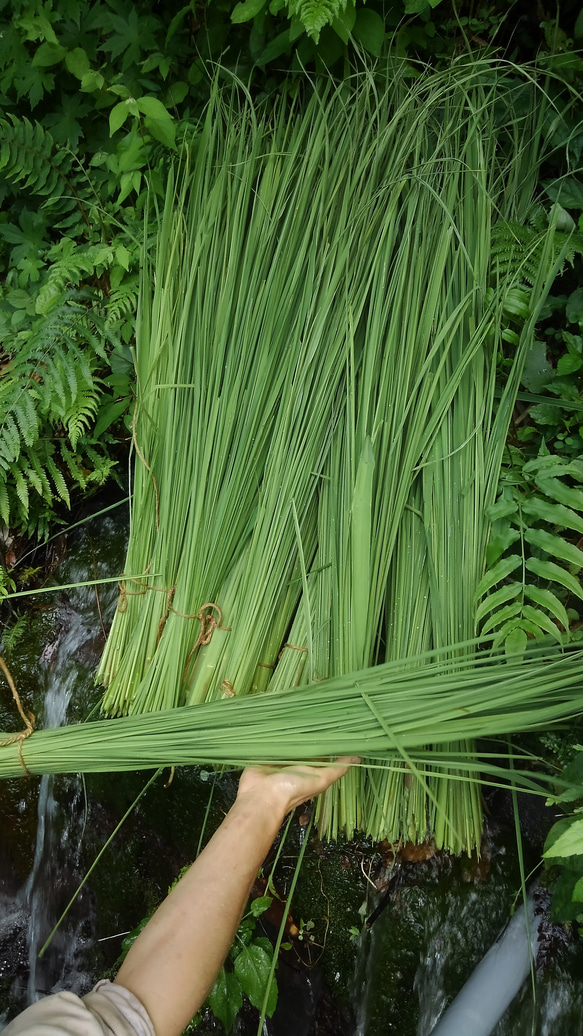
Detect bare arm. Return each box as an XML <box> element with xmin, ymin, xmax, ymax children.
<box><xmin>114</xmin><ymin>758</ymin><xmax>357</xmax><ymax>1036</ymax></box>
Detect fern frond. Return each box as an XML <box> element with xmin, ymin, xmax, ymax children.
<box><xmin>28</xmin><ymin>450</ymin><xmax>52</xmax><ymax>500</ymax></box>
<box><xmin>45</xmin><ymin>454</ymin><xmax>70</xmax><ymax>506</ymax></box>
<box><xmin>1</xmin><ymin>613</ymin><xmax>29</xmax><ymax>655</ymax></box>
<box><xmin>0</xmin><ymin>482</ymin><xmax>9</xmax><ymax>525</ymax></box>
<box><xmin>0</xmin><ymin>414</ymin><xmax>22</xmax><ymax>465</ymax></box>
<box><xmin>59</xmin><ymin>443</ymin><xmax>87</xmax><ymax>489</ymax></box>
<box><xmin>66</xmin><ymin>388</ymin><xmax>101</xmax><ymax>449</ymax></box>
<box><xmin>25</xmin><ymin>465</ymin><xmax>43</xmax><ymax>497</ymax></box>
<box><xmin>0</xmin><ymin>115</ymin><xmax>73</xmax><ymax>204</ymax></box>
<box><xmin>13</xmin><ymin>396</ymin><xmax>39</xmax><ymax>448</ymax></box>
<box><xmin>104</xmin><ymin>277</ymin><xmax>139</xmax><ymax>327</ymax></box>
<box><xmin>13</xmin><ymin>467</ymin><xmax>29</xmax><ymax>514</ymax></box>
<box><xmin>287</xmin><ymin>0</ymin><xmax>346</xmax><ymax>40</ymax></box>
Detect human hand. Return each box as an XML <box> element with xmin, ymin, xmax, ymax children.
<box><xmin>236</xmin><ymin>757</ymin><xmax>359</xmax><ymax>819</ymax></box>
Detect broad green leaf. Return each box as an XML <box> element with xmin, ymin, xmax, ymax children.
<box><xmin>523</xmin><ymin>496</ymin><xmax>583</xmax><ymax>536</ymax></box>
<box><xmin>543</xmin><ymin>817</ymin><xmax>583</xmax><ymax>858</ymax></box>
<box><xmin>492</xmin><ymin>619</ymin><xmax>524</xmax><ymax>650</ymax></box>
<box><xmin>557</xmin><ymin>353</ymin><xmax>583</xmax><ymax>376</ymax></box>
<box><xmin>550</xmin><ymin>202</ymin><xmax>576</xmax><ymax>232</ymax></box>
<box><xmin>404</xmin><ymin>0</ymin><xmax>429</xmax><ymax>11</ymax></box>
<box><xmin>94</xmin><ymin>397</ymin><xmax>131</xmax><ymax>438</ymax></box>
<box><xmin>544</xmin><ymin>177</ymin><xmax>583</xmax><ymax>210</ymax></box>
<box><xmin>234</xmin><ymin>944</ymin><xmax>277</xmax><ymax>1015</ymax></box>
<box><xmin>250</xmin><ymin>894</ymin><xmax>273</xmax><ymax>917</ymax></box>
<box><xmin>525</xmin><ymin>556</ymin><xmax>583</xmax><ymax>601</ymax></box>
<box><xmin>550</xmin><ymin>867</ymin><xmax>583</xmax><ymax>922</ymax></box>
<box><xmin>486</xmin><ymin>493</ymin><xmax>518</xmax><ymax>522</ymax></box>
<box><xmin>521</xmin><ymin>340</ymin><xmax>554</xmax><ymax>393</ymax></box>
<box><xmin>523</xmin><ymin>584</ymin><xmax>570</xmax><ymax>631</ymax></box>
<box><xmin>32</xmin><ymin>41</ymin><xmax>66</xmax><ymax>67</ymax></box>
<box><xmin>352</xmin><ymin>9</ymin><xmax>385</xmax><ymax>56</ymax></box>
<box><xmin>207</xmin><ymin>967</ymin><xmax>242</xmax><ymax>1034</ymax></box>
<box><xmin>137</xmin><ymin>96</ymin><xmax>172</xmax><ymax>120</ymax></box>
<box><xmin>475</xmin><ymin>555</ymin><xmax>522</xmax><ymax>599</ymax></box>
<box><xmin>486</xmin><ymin>526</ymin><xmax>521</xmax><ymax>567</ymax></box>
<box><xmin>475</xmin><ymin>581</ymin><xmax>521</xmax><ymax>625</ymax></box>
<box><xmin>144</xmin><ymin>116</ymin><xmax>176</xmax><ymax>149</ymax></box>
<box><xmin>503</xmin><ymin>286</ymin><xmax>530</xmax><ymax>319</ymax></box>
<box><xmin>331</xmin><ymin>0</ymin><xmax>355</xmax><ymax>43</ymax></box>
<box><xmin>523</xmin><ymin>455</ymin><xmax>568</xmax><ymax>478</ymax></box>
<box><xmin>521</xmin><ymin>605</ymin><xmax>562</xmax><ymax>643</ymax></box>
<box><xmin>567</xmin><ymin>286</ymin><xmax>583</xmax><ymax>326</ymax></box>
<box><xmin>80</xmin><ymin>70</ymin><xmax>104</xmax><ymax>92</ymax></box>
<box><xmin>534</xmin><ymin>475</ymin><xmax>583</xmax><ymax>513</ymax></box>
<box><xmin>65</xmin><ymin>47</ymin><xmax>90</xmax><ymax>79</ymax></box>
<box><xmin>572</xmin><ymin>875</ymin><xmax>583</xmax><ymax>901</ymax></box>
<box><xmin>530</xmin><ymin>403</ymin><xmax>562</xmax><ymax>426</ymax></box>
<box><xmin>525</xmin><ymin>526</ymin><xmax>583</xmax><ymax>568</ymax></box>
<box><xmin>255</xmin><ymin>30</ymin><xmax>291</xmax><ymax>66</ymax></box>
<box><xmin>110</xmin><ymin>101</ymin><xmax>131</xmax><ymax>136</ymax></box>
<box><xmin>165</xmin><ymin>82</ymin><xmax>190</xmax><ymax>107</ymax></box>
<box><xmin>166</xmin><ymin>5</ymin><xmax>192</xmax><ymax>45</ymax></box>
<box><xmin>231</xmin><ymin>0</ymin><xmax>269</xmax><ymax>22</ymax></box>
<box><xmin>504</xmin><ymin>626</ymin><xmax>527</xmax><ymax>661</ymax></box>
<box><xmin>562</xmin><ymin>330</ymin><xmax>582</xmax><ymax>356</ymax></box>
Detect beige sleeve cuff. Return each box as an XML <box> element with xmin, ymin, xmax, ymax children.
<box><xmin>2</xmin><ymin>981</ymin><xmax>155</xmax><ymax>1036</ymax></box>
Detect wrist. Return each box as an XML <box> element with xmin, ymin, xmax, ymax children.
<box><xmin>234</xmin><ymin>784</ymin><xmax>290</xmax><ymax>826</ymax></box>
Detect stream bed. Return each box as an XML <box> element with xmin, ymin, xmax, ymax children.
<box><xmin>1</xmin><ymin>505</ymin><xmax>583</xmax><ymax>1035</ymax></box>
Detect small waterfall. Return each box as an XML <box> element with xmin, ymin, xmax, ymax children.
<box><xmin>22</xmin><ymin>605</ymin><xmax>97</xmax><ymax>1004</ymax></box>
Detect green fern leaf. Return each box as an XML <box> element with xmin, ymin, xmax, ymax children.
<box><xmin>525</xmin><ymin>556</ymin><xmax>583</xmax><ymax>602</ymax></box>
<box><xmin>534</xmin><ymin>475</ymin><xmax>583</xmax><ymax>512</ymax></box>
<box><xmin>0</xmin><ymin>414</ymin><xmax>21</xmax><ymax>464</ymax></box>
<box><xmin>523</xmin><ymin>584</ymin><xmax>570</xmax><ymax>631</ymax></box>
<box><xmin>13</xmin><ymin>397</ymin><xmax>39</xmax><ymax>448</ymax></box>
<box><xmin>28</xmin><ymin>448</ymin><xmax>52</xmax><ymax>500</ymax></box>
<box><xmin>59</xmin><ymin>443</ymin><xmax>86</xmax><ymax>488</ymax></box>
<box><xmin>481</xmin><ymin>600</ymin><xmax>522</xmax><ymax>634</ymax></box>
<box><xmin>525</xmin><ymin>527</ymin><xmax>583</xmax><ymax>570</ymax></box>
<box><xmin>521</xmin><ymin>604</ymin><xmax>563</xmax><ymax>643</ymax></box>
<box><xmin>45</xmin><ymin>454</ymin><xmax>70</xmax><ymax>506</ymax></box>
<box><xmin>0</xmin><ymin>482</ymin><xmax>10</xmax><ymax>525</ymax></box>
<box><xmin>25</xmin><ymin>466</ymin><xmax>43</xmax><ymax>497</ymax></box>
<box><xmin>287</xmin><ymin>0</ymin><xmax>346</xmax><ymax>40</ymax></box>
<box><xmin>1</xmin><ymin>614</ymin><xmax>29</xmax><ymax>655</ymax></box>
<box><xmin>13</xmin><ymin>467</ymin><xmax>29</xmax><ymax>514</ymax></box>
<box><xmin>0</xmin><ymin>114</ymin><xmax>72</xmax><ymax>204</ymax></box>
<box><xmin>522</xmin><ymin>495</ymin><xmax>583</xmax><ymax>536</ymax></box>
<box><xmin>475</xmin><ymin>581</ymin><xmax>522</xmax><ymax>624</ymax></box>
<box><xmin>67</xmin><ymin>388</ymin><xmax>100</xmax><ymax>449</ymax></box>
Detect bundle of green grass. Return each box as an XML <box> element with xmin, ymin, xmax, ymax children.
<box><xmin>3</xmin><ymin>58</ymin><xmax>582</xmax><ymax>853</ymax></box>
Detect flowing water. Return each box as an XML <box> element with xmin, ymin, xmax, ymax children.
<box><xmin>23</xmin><ymin>606</ymin><xmax>95</xmax><ymax>1003</ymax></box>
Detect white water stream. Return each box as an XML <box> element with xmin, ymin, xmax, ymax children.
<box><xmin>23</xmin><ymin>606</ymin><xmax>94</xmax><ymax>1004</ymax></box>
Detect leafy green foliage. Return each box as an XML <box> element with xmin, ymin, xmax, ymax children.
<box><xmin>543</xmin><ymin>747</ymin><xmax>583</xmax><ymax>927</ymax></box>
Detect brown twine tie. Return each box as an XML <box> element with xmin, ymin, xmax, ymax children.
<box><xmin>182</xmin><ymin>603</ymin><xmax>226</xmax><ymax>682</ymax></box>
<box><xmin>0</xmin><ymin>656</ymin><xmax>34</xmax><ymax>775</ymax></box>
